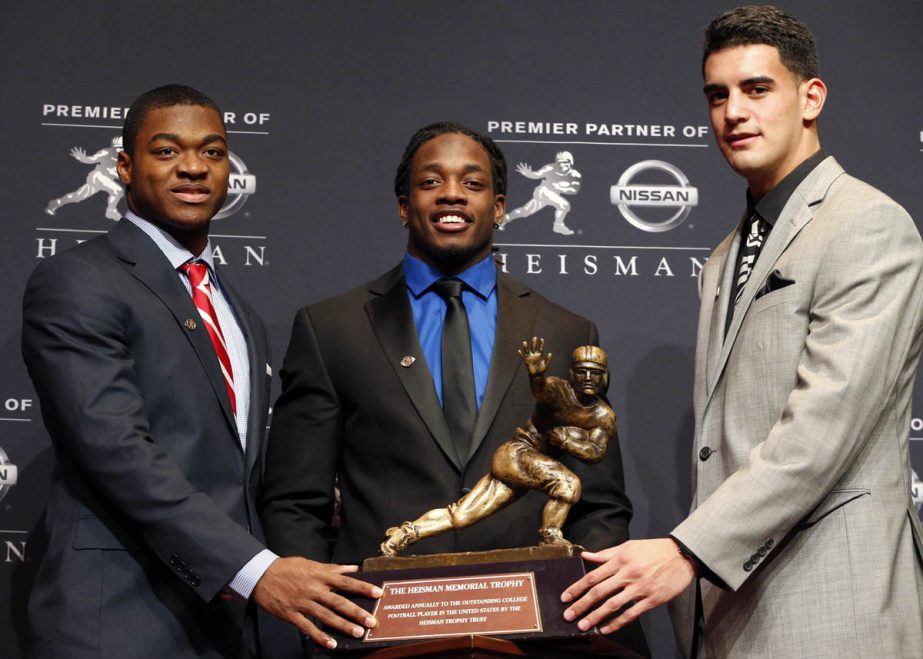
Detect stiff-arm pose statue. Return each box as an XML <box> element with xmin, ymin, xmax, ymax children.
<box><xmin>380</xmin><ymin>337</ymin><xmax>613</xmax><ymax>556</ymax></box>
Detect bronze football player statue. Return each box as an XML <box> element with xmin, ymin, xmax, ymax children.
<box><xmin>380</xmin><ymin>337</ymin><xmax>614</xmax><ymax>556</ymax></box>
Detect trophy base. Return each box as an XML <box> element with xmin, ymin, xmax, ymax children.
<box><xmin>328</xmin><ymin>545</ymin><xmax>645</xmax><ymax>657</ymax></box>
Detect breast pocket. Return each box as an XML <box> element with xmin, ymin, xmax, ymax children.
<box><xmin>749</xmin><ymin>281</ymin><xmax>803</xmax><ymax>315</ymax></box>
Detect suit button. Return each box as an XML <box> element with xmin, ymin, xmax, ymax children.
<box><xmin>758</xmin><ymin>547</ymin><xmax>767</xmax><ymax>557</ymax></box>
<box><xmin>750</xmin><ymin>553</ymin><xmax>760</xmax><ymax>563</ymax></box>
<box><xmin>743</xmin><ymin>561</ymin><xmax>753</xmax><ymax>571</ymax></box>
<box><xmin>461</xmin><ymin>487</ymin><xmax>472</xmax><ymax>495</ymax></box>
<box><xmin>766</xmin><ymin>538</ymin><xmax>774</xmax><ymax>548</ymax></box>
<box><xmin>170</xmin><ymin>555</ymin><xmax>179</xmax><ymax>566</ymax></box>
<box><xmin>699</xmin><ymin>447</ymin><xmax>714</xmax><ymax>461</ymax></box>
<box><xmin>191</xmin><ymin>576</ymin><xmax>200</xmax><ymax>586</ymax></box>
<box><xmin>184</xmin><ymin>573</ymin><xmax>192</xmax><ymax>581</ymax></box>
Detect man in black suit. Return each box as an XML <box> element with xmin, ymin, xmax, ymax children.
<box><xmin>260</xmin><ymin>122</ymin><xmax>636</xmax><ymax>569</ymax></box>
<box><xmin>22</xmin><ymin>84</ymin><xmax>379</xmax><ymax>657</ymax></box>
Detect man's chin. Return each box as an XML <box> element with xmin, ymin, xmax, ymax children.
<box><xmin>418</xmin><ymin>242</ymin><xmax>489</xmax><ymax>273</ymax></box>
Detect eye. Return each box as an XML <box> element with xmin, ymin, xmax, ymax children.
<box><xmin>204</xmin><ymin>147</ymin><xmax>226</xmax><ymax>158</ymax></box>
<box><xmin>464</xmin><ymin>179</ymin><xmax>486</xmax><ymax>190</ymax></box>
<box><xmin>155</xmin><ymin>147</ymin><xmax>177</xmax><ymax>156</ymax></box>
<box><xmin>751</xmin><ymin>85</ymin><xmax>770</xmax><ymax>95</ymax></box>
<box><xmin>706</xmin><ymin>91</ymin><xmax>727</xmax><ymax>106</ymax></box>
<box><xmin>420</xmin><ymin>177</ymin><xmax>441</xmax><ymax>188</ymax></box>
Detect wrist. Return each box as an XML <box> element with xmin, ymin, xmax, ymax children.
<box><xmin>669</xmin><ymin>537</ymin><xmax>699</xmax><ymax>577</ymax></box>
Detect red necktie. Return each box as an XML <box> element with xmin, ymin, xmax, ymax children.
<box><xmin>180</xmin><ymin>261</ymin><xmax>236</xmax><ymax>416</ymax></box>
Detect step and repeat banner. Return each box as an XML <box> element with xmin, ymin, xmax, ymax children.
<box><xmin>1</xmin><ymin>2</ymin><xmax>921</xmax><ymax>656</ymax></box>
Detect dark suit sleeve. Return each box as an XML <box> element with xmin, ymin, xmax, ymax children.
<box><xmin>260</xmin><ymin>307</ymin><xmax>341</xmax><ymax>560</ymax></box>
<box><xmin>561</xmin><ymin>321</ymin><xmax>634</xmax><ymax>550</ymax></box>
<box><xmin>22</xmin><ymin>255</ymin><xmax>265</xmax><ymax>601</ymax></box>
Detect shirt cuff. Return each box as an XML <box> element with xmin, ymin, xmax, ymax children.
<box><xmin>228</xmin><ymin>549</ymin><xmax>279</xmax><ymax>599</ymax></box>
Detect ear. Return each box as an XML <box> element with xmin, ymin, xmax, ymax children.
<box><xmin>397</xmin><ymin>195</ymin><xmax>409</xmax><ymax>224</ymax></box>
<box><xmin>802</xmin><ymin>77</ymin><xmax>827</xmax><ymax>122</ymax></box>
<box><xmin>116</xmin><ymin>150</ymin><xmax>132</xmax><ymax>186</ymax></box>
<box><xmin>493</xmin><ymin>194</ymin><xmax>506</xmax><ymax>222</ymax></box>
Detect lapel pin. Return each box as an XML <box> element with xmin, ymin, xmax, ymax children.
<box><xmin>400</xmin><ymin>356</ymin><xmax>416</xmax><ymax>368</ymax></box>
<box><xmin>184</xmin><ymin>318</ymin><xmax>197</xmax><ymax>330</ymax></box>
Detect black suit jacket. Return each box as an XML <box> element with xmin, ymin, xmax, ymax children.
<box><xmin>22</xmin><ymin>219</ymin><xmax>296</xmax><ymax>657</ymax></box>
<box><xmin>260</xmin><ymin>263</ymin><xmax>634</xmax><ymax>563</ymax></box>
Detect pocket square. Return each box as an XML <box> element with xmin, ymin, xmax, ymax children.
<box><xmin>755</xmin><ymin>269</ymin><xmax>795</xmax><ymax>300</ymax></box>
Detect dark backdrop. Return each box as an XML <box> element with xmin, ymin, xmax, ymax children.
<box><xmin>2</xmin><ymin>2</ymin><xmax>921</xmax><ymax>657</ymax></box>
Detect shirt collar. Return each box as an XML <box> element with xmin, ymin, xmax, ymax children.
<box><xmin>402</xmin><ymin>252</ymin><xmax>497</xmax><ymax>300</ymax></box>
<box><xmin>747</xmin><ymin>149</ymin><xmax>828</xmax><ymax>227</ymax></box>
<box><xmin>124</xmin><ymin>210</ymin><xmax>216</xmax><ymax>272</ymax></box>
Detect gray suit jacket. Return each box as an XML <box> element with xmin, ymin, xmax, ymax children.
<box><xmin>671</xmin><ymin>157</ymin><xmax>923</xmax><ymax>658</ymax></box>
<box><xmin>22</xmin><ymin>219</ymin><xmax>296</xmax><ymax>657</ymax></box>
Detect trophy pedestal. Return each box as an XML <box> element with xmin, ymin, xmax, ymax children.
<box><xmin>326</xmin><ymin>546</ymin><xmax>645</xmax><ymax>657</ymax></box>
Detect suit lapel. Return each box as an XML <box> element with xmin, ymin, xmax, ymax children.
<box><xmin>705</xmin><ymin>157</ymin><xmax>845</xmax><ymax>406</ymax></box>
<box><xmin>705</xmin><ymin>230</ymin><xmax>740</xmax><ymax>397</ymax></box>
<box><xmin>366</xmin><ymin>266</ymin><xmax>461</xmax><ymax>471</ymax></box>
<box><xmin>467</xmin><ymin>272</ymin><xmax>535</xmax><ymax>462</ymax></box>
<box><xmin>107</xmin><ymin>220</ymin><xmax>239</xmax><ymax>439</ymax></box>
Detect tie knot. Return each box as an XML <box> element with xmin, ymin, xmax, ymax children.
<box><xmin>432</xmin><ymin>278</ymin><xmax>464</xmax><ymax>300</ymax></box>
<box><xmin>180</xmin><ymin>261</ymin><xmax>208</xmax><ymax>287</ymax></box>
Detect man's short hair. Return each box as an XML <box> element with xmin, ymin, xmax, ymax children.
<box><xmin>702</xmin><ymin>5</ymin><xmax>819</xmax><ymax>81</ymax></box>
<box><xmin>394</xmin><ymin>122</ymin><xmax>507</xmax><ymax>198</ymax></box>
<box><xmin>122</xmin><ymin>84</ymin><xmax>223</xmax><ymax>155</ymax></box>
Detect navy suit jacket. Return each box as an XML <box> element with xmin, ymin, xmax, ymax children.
<box><xmin>22</xmin><ymin>219</ymin><xmax>296</xmax><ymax>657</ymax></box>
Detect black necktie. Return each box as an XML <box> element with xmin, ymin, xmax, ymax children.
<box><xmin>726</xmin><ymin>212</ymin><xmax>769</xmax><ymax>335</ymax></box>
<box><xmin>432</xmin><ymin>279</ymin><xmax>477</xmax><ymax>463</ymax></box>
<box><xmin>734</xmin><ymin>212</ymin><xmax>768</xmax><ymax>305</ymax></box>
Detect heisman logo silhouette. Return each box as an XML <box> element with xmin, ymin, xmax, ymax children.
<box><xmin>46</xmin><ymin>136</ymin><xmax>125</xmax><ymax>221</ymax></box>
<box><xmin>500</xmin><ymin>151</ymin><xmax>582</xmax><ymax>236</ymax></box>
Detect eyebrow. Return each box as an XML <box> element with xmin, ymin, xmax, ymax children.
<box><xmin>419</xmin><ymin>162</ymin><xmax>485</xmax><ymax>174</ymax></box>
<box><xmin>147</xmin><ymin>133</ymin><xmax>227</xmax><ymax>145</ymax></box>
<box><xmin>703</xmin><ymin>75</ymin><xmax>775</xmax><ymax>95</ymax></box>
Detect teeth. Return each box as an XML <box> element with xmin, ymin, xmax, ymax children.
<box><xmin>437</xmin><ymin>215</ymin><xmax>465</xmax><ymax>224</ymax></box>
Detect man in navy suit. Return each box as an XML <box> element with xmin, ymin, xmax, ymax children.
<box><xmin>22</xmin><ymin>84</ymin><xmax>379</xmax><ymax>657</ymax></box>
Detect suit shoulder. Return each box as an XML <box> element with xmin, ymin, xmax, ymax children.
<box><xmin>25</xmin><ymin>235</ymin><xmax>118</xmax><ymax>290</ymax></box>
<box><xmin>293</xmin><ymin>268</ymin><xmax>398</xmax><ymax>324</ymax></box>
<box><xmin>828</xmin><ymin>173</ymin><xmax>915</xmax><ymax>223</ymax></box>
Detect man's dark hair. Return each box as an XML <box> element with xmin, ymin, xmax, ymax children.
<box><xmin>394</xmin><ymin>122</ymin><xmax>507</xmax><ymax>198</ymax></box>
<box><xmin>703</xmin><ymin>5</ymin><xmax>819</xmax><ymax>81</ymax></box>
<box><xmin>122</xmin><ymin>84</ymin><xmax>223</xmax><ymax>155</ymax></box>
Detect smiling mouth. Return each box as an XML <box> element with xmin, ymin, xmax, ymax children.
<box><xmin>432</xmin><ymin>213</ymin><xmax>471</xmax><ymax>225</ymax></box>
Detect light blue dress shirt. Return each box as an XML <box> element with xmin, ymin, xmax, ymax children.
<box><xmin>403</xmin><ymin>252</ymin><xmax>498</xmax><ymax>410</ymax></box>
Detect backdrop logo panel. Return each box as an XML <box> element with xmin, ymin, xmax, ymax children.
<box><xmin>610</xmin><ymin>160</ymin><xmax>699</xmax><ymax>233</ymax></box>
<box><xmin>38</xmin><ymin>101</ymin><xmax>270</xmax><ymax>267</ymax></box>
<box><xmin>487</xmin><ymin>118</ymin><xmax>712</xmax><ymax>280</ymax></box>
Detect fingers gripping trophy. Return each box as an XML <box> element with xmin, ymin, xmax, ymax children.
<box><xmin>381</xmin><ymin>337</ymin><xmax>614</xmax><ymax>556</ymax></box>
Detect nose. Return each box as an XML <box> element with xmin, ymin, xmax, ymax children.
<box><xmin>177</xmin><ymin>152</ymin><xmax>208</xmax><ymax>178</ymax></box>
<box><xmin>437</xmin><ymin>177</ymin><xmax>467</xmax><ymax>205</ymax></box>
<box><xmin>724</xmin><ymin>90</ymin><xmax>748</xmax><ymax>124</ymax></box>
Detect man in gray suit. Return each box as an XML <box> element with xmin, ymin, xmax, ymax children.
<box><xmin>22</xmin><ymin>85</ymin><xmax>379</xmax><ymax>657</ymax></box>
<box><xmin>561</xmin><ymin>6</ymin><xmax>923</xmax><ymax>657</ymax></box>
